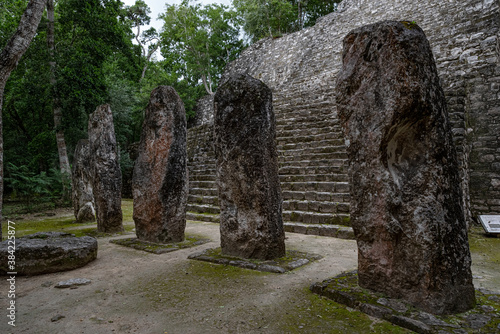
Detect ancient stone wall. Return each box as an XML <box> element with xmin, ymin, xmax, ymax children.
<box><xmin>219</xmin><ymin>0</ymin><xmax>500</xmax><ymax>218</ymax></box>
<box><xmin>188</xmin><ymin>95</ymin><xmax>215</xmax><ymax>128</ymax></box>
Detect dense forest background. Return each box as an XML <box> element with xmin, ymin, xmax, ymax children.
<box><xmin>0</xmin><ymin>0</ymin><xmax>340</xmax><ymax>207</ymax></box>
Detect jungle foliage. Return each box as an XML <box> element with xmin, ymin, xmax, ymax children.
<box><xmin>0</xmin><ymin>0</ymin><xmax>340</xmax><ymax>208</ymax></box>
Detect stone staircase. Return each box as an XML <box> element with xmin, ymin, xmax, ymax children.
<box><xmin>186</xmin><ymin>91</ymin><xmax>354</xmax><ymax>239</ymax></box>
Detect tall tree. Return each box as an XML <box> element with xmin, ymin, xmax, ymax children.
<box><xmin>47</xmin><ymin>0</ymin><xmax>71</xmax><ymax>200</ymax></box>
<box><xmin>122</xmin><ymin>0</ymin><xmax>159</xmax><ymax>82</ymax></box>
<box><xmin>233</xmin><ymin>0</ymin><xmax>295</xmax><ymax>42</ymax></box>
<box><xmin>160</xmin><ymin>0</ymin><xmax>243</xmax><ymax>95</ymax></box>
<box><xmin>233</xmin><ymin>0</ymin><xmax>341</xmax><ymax>42</ymax></box>
<box><xmin>0</xmin><ymin>0</ymin><xmax>47</xmax><ymax>239</ymax></box>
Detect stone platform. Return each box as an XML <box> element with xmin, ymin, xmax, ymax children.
<box><xmin>0</xmin><ymin>232</ymin><xmax>97</xmax><ymax>276</ymax></box>
<box><xmin>311</xmin><ymin>271</ymin><xmax>500</xmax><ymax>334</ymax></box>
<box><xmin>188</xmin><ymin>248</ymin><xmax>322</xmax><ymax>273</ymax></box>
<box><xmin>109</xmin><ymin>236</ymin><xmax>210</xmax><ymax>254</ymax></box>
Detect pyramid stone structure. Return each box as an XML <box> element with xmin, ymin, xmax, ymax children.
<box><xmin>186</xmin><ymin>0</ymin><xmax>500</xmax><ymax>236</ymax></box>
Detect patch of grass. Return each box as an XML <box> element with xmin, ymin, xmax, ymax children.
<box><xmin>1</xmin><ymin>199</ymin><xmax>135</xmax><ymax>240</ymax></box>
<box><xmin>278</xmin><ymin>290</ymin><xmax>412</xmax><ymax>333</ymax></box>
<box><xmin>469</xmin><ymin>225</ymin><xmax>500</xmax><ymax>264</ymax></box>
<box><xmin>135</xmin><ymin>260</ymin><xmax>268</xmax><ymax>310</ymax></box>
<box><xmin>3</xmin><ymin>201</ymin><xmax>57</xmax><ymax>216</ymax></box>
<box><xmin>121</xmin><ymin>199</ymin><xmax>134</xmax><ymax>222</ymax></box>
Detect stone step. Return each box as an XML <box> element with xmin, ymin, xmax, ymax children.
<box><xmin>275</xmin><ymin>113</ymin><xmax>339</xmax><ymax>126</ymax></box>
<box><xmin>277</xmin><ymin>138</ymin><xmax>345</xmax><ymax>151</ymax></box>
<box><xmin>188</xmin><ymin>166</ymin><xmax>216</xmax><ymax>174</ymax></box>
<box><xmin>189</xmin><ymin>174</ymin><xmax>216</xmax><ymax>182</ymax></box>
<box><xmin>274</xmin><ymin>98</ymin><xmax>335</xmax><ymax>112</ymax></box>
<box><xmin>279</xmin><ymin>165</ymin><xmax>346</xmax><ymax>175</ymax></box>
<box><xmin>277</xmin><ymin>132</ymin><xmax>344</xmax><ymax>145</ymax></box>
<box><xmin>186</xmin><ymin>211</ymin><xmax>220</xmax><ymax>223</ymax></box>
<box><xmin>279</xmin><ymin>147</ymin><xmax>347</xmax><ymax>158</ymax></box>
<box><xmin>188</xmin><ymin>156</ymin><xmax>216</xmax><ymax>165</ymax></box>
<box><xmin>279</xmin><ymin>158</ymin><xmax>347</xmax><ymax>168</ymax></box>
<box><xmin>278</xmin><ymin>122</ymin><xmax>342</xmax><ymax>133</ymax></box>
<box><xmin>283</xmin><ymin>222</ymin><xmax>354</xmax><ymax>240</ymax></box>
<box><xmin>189</xmin><ymin>180</ymin><xmax>216</xmax><ymax>189</ymax></box>
<box><xmin>280</xmin><ymin>181</ymin><xmax>350</xmax><ymax>193</ymax></box>
<box><xmin>281</xmin><ymin>190</ymin><xmax>350</xmax><ymax>203</ymax></box>
<box><xmin>188</xmin><ymin>194</ymin><xmax>218</xmax><ymax>206</ymax></box>
<box><xmin>187</xmin><ymin>203</ymin><xmax>220</xmax><ymax>214</ymax></box>
<box><xmin>280</xmin><ymin>173</ymin><xmax>348</xmax><ymax>183</ymax></box>
<box><xmin>283</xmin><ymin>200</ymin><xmax>350</xmax><ymax>214</ymax></box>
<box><xmin>282</xmin><ymin>210</ymin><xmax>351</xmax><ymax>226</ymax></box>
<box><xmin>189</xmin><ymin>187</ymin><xmax>218</xmax><ymax>197</ymax></box>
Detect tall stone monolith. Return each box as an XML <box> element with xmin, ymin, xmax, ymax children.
<box><xmin>336</xmin><ymin>21</ymin><xmax>475</xmax><ymax>314</ymax></box>
<box><xmin>214</xmin><ymin>73</ymin><xmax>285</xmax><ymax>260</ymax></box>
<box><xmin>72</xmin><ymin>139</ymin><xmax>95</xmax><ymax>223</ymax></box>
<box><xmin>88</xmin><ymin>104</ymin><xmax>123</xmax><ymax>233</ymax></box>
<box><xmin>132</xmin><ymin>86</ymin><xmax>188</xmax><ymax>243</ymax></box>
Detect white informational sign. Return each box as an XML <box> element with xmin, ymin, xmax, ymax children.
<box><xmin>478</xmin><ymin>215</ymin><xmax>500</xmax><ymax>234</ymax></box>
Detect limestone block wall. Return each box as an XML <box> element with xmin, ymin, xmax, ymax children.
<box><xmin>220</xmin><ymin>0</ymin><xmax>500</xmax><ymax>218</ymax></box>
<box><xmin>188</xmin><ymin>95</ymin><xmax>214</xmax><ymax>129</ymax></box>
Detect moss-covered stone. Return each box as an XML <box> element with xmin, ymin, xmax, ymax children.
<box><xmin>189</xmin><ymin>247</ymin><xmax>321</xmax><ymax>273</ymax></box>
<box><xmin>109</xmin><ymin>235</ymin><xmax>211</xmax><ymax>254</ymax></box>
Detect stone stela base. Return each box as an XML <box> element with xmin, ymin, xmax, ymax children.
<box><xmin>188</xmin><ymin>248</ymin><xmax>322</xmax><ymax>274</ymax></box>
<box><xmin>110</xmin><ymin>236</ymin><xmax>210</xmax><ymax>254</ymax></box>
<box><xmin>311</xmin><ymin>271</ymin><xmax>500</xmax><ymax>334</ymax></box>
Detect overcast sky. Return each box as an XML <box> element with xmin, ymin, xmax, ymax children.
<box><xmin>122</xmin><ymin>0</ymin><xmax>233</xmax><ymax>34</ymax></box>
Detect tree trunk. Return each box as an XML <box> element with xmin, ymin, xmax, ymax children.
<box><xmin>0</xmin><ymin>0</ymin><xmax>47</xmax><ymax>240</ymax></box>
<box><xmin>47</xmin><ymin>0</ymin><xmax>71</xmax><ymax>201</ymax></box>
<box><xmin>139</xmin><ymin>43</ymin><xmax>159</xmax><ymax>83</ymax></box>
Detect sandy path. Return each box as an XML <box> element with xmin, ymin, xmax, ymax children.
<box><xmin>0</xmin><ymin>221</ymin><xmax>359</xmax><ymax>334</ymax></box>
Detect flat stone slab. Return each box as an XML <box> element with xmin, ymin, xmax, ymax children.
<box><xmin>311</xmin><ymin>271</ymin><xmax>500</xmax><ymax>334</ymax></box>
<box><xmin>283</xmin><ymin>222</ymin><xmax>355</xmax><ymax>239</ymax></box>
<box><xmin>55</xmin><ymin>278</ymin><xmax>92</xmax><ymax>289</ymax></box>
<box><xmin>188</xmin><ymin>248</ymin><xmax>322</xmax><ymax>273</ymax></box>
<box><xmin>109</xmin><ymin>236</ymin><xmax>211</xmax><ymax>254</ymax></box>
<box><xmin>479</xmin><ymin>215</ymin><xmax>500</xmax><ymax>235</ymax></box>
<box><xmin>0</xmin><ymin>232</ymin><xmax>98</xmax><ymax>276</ymax></box>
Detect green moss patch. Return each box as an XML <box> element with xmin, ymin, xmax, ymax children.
<box><xmin>188</xmin><ymin>248</ymin><xmax>322</xmax><ymax>273</ymax></box>
<box><xmin>109</xmin><ymin>235</ymin><xmax>211</xmax><ymax>254</ymax></box>
<box><xmin>311</xmin><ymin>271</ymin><xmax>500</xmax><ymax>333</ymax></box>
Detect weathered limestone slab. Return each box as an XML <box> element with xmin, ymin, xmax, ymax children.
<box><xmin>132</xmin><ymin>86</ymin><xmax>188</xmax><ymax>243</ymax></box>
<box><xmin>88</xmin><ymin>104</ymin><xmax>123</xmax><ymax>233</ymax></box>
<box><xmin>0</xmin><ymin>232</ymin><xmax>97</xmax><ymax>276</ymax></box>
<box><xmin>214</xmin><ymin>73</ymin><xmax>285</xmax><ymax>260</ymax></box>
<box><xmin>72</xmin><ymin>139</ymin><xmax>95</xmax><ymax>223</ymax></box>
<box><xmin>336</xmin><ymin>21</ymin><xmax>475</xmax><ymax>314</ymax></box>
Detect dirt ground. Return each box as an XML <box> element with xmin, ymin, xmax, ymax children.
<box><xmin>0</xmin><ymin>211</ymin><xmax>498</xmax><ymax>334</ymax></box>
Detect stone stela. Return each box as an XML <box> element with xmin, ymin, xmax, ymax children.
<box><xmin>214</xmin><ymin>73</ymin><xmax>286</xmax><ymax>260</ymax></box>
<box><xmin>88</xmin><ymin>104</ymin><xmax>124</xmax><ymax>233</ymax></box>
<box><xmin>336</xmin><ymin>21</ymin><xmax>475</xmax><ymax>314</ymax></box>
<box><xmin>132</xmin><ymin>86</ymin><xmax>188</xmax><ymax>243</ymax></box>
<box><xmin>71</xmin><ymin>139</ymin><xmax>96</xmax><ymax>224</ymax></box>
